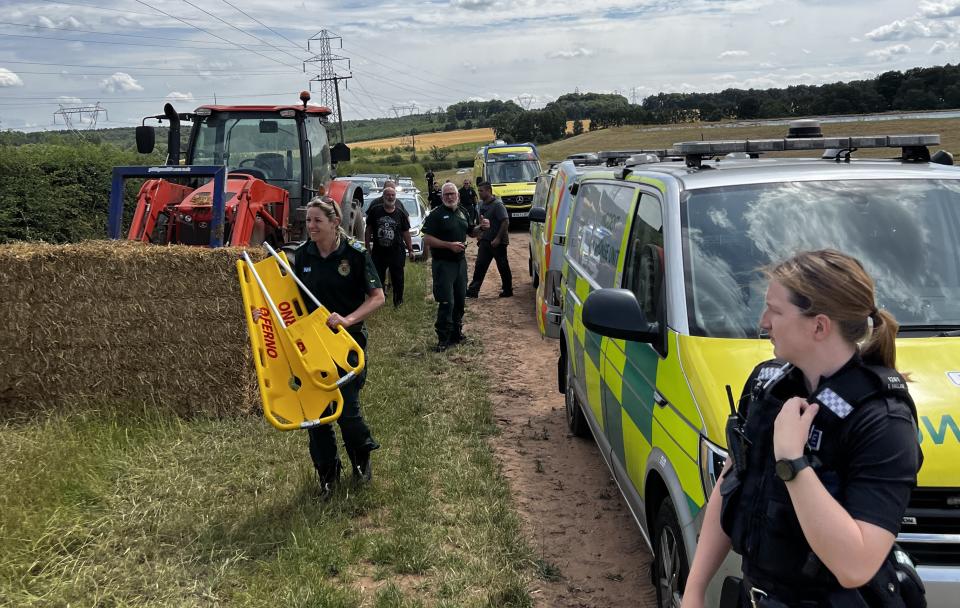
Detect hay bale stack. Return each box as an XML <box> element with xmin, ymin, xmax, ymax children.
<box><xmin>0</xmin><ymin>241</ymin><xmax>266</xmax><ymax>419</ymax></box>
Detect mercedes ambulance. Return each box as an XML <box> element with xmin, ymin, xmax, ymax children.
<box><xmin>473</xmin><ymin>142</ymin><xmax>542</xmax><ymax>221</ymax></box>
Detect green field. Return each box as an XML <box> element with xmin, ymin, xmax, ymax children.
<box><xmin>0</xmin><ymin>267</ymin><xmax>535</xmax><ymax>607</ymax></box>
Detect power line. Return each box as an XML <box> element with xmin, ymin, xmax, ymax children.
<box><xmin>0</xmin><ymin>90</ymin><xmax>310</xmax><ymax>107</ymax></box>
<box><xmin>0</xmin><ymin>31</ymin><xmax>296</xmax><ymax>52</ymax></box>
<box><xmin>178</xmin><ymin>0</ymin><xmax>307</xmax><ymax>64</ymax></box>
<box><xmin>37</xmin><ymin>0</ymin><xmax>165</xmax><ymax>18</ymax></box>
<box><xmin>11</xmin><ymin>69</ymin><xmax>304</xmax><ymax>77</ymax></box>
<box><xmin>0</xmin><ymin>20</ymin><xmax>286</xmax><ymax>48</ymax></box>
<box><xmin>343</xmin><ymin>44</ymin><xmax>483</xmax><ymax>99</ymax></box>
<box><xmin>131</xmin><ymin>0</ymin><xmax>303</xmax><ymax>72</ymax></box>
<box><xmin>0</xmin><ymin>59</ymin><xmax>291</xmax><ymax>73</ymax></box>
<box><xmin>218</xmin><ymin>0</ymin><xmax>306</xmax><ymax>52</ymax></box>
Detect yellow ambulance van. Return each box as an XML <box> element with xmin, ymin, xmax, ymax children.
<box><xmin>474</xmin><ymin>142</ymin><xmax>541</xmax><ymax>221</ymax></box>
<box><xmin>558</xmin><ymin>127</ymin><xmax>960</xmax><ymax>607</ymax></box>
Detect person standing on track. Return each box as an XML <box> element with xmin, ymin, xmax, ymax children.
<box><xmin>365</xmin><ymin>185</ymin><xmax>413</xmax><ymax>307</ymax></box>
<box><xmin>421</xmin><ymin>182</ymin><xmax>487</xmax><ymax>351</ymax></box>
<box><xmin>466</xmin><ymin>181</ymin><xmax>512</xmax><ymax>298</ymax></box>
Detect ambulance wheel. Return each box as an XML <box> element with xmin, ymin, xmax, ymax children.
<box><xmin>565</xmin><ymin>355</ymin><xmax>590</xmax><ymax>438</ymax></box>
<box><xmin>653</xmin><ymin>496</ymin><xmax>688</xmax><ymax>608</ymax></box>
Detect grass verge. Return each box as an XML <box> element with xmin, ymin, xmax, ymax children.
<box><xmin>0</xmin><ymin>263</ymin><xmax>533</xmax><ymax>607</ymax></box>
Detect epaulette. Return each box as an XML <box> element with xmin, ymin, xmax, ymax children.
<box><xmin>347</xmin><ymin>237</ymin><xmax>367</xmax><ymax>253</ymax></box>
<box><xmin>810</xmin><ymin>364</ymin><xmax>915</xmax><ymax>422</ymax></box>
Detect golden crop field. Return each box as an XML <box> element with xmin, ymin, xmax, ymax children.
<box><xmin>565</xmin><ymin>119</ymin><xmax>592</xmax><ymax>133</ymax></box>
<box><xmin>351</xmin><ymin>127</ymin><xmax>495</xmax><ymax>150</ymax></box>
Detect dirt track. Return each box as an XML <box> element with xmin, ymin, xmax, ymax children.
<box><xmin>462</xmin><ymin>231</ymin><xmax>657</xmax><ymax>608</ymax></box>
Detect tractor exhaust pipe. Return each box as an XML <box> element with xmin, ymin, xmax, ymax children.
<box><xmin>164</xmin><ymin>103</ymin><xmax>180</xmax><ymax>165</ymax></box>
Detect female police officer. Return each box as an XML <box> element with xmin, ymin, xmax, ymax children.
<box><xmin>292</xmin><ymin>197</ymin><xmax>385</xmax><ymax>500</ymax></box>
<box><xmin>683</xmin><ymin>250</ymin><xmax>923</xmax><ymax>608</ymax></box>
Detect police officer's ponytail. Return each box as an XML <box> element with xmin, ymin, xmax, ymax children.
<box><xmin>767</xmin><ymin>249</ymin><xmax>899</xmax><ymax>370</ymax></box>
<box><xmin>306</xmin><ymin>196</ymin><xmax>350</xmax><ymax>242</ymax></box>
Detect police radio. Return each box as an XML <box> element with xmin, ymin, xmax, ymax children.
<box><xmin>725</xmin><ymin>385</ymin><xmax>750</xmax><ymax>476</ymax></box>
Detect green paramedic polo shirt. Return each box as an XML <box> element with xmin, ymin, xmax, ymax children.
<box><xmin>293</xmin><ymin>237</ymin><xmax>382</xmax><ymax>334</ymax></box>
<box><xmin>422</xmin><ymin>205</ymin><xmax>474</xmax><ymax>262</ymax></box>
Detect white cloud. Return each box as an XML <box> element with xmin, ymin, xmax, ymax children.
<box><xmin>57</xmin><ymin>96</ymin><xmax>82</xmax><ymax>104</ymax></box>
<box><xmin>919</xmin><ymin>0</ymin><xmax>960</xmax><ymax>18</ymax></box>
<box><xmin>548</xmin><ymin>47</ymin><xmax>594</xmax><ymax>59</ymax></box>
<box><xmin>929</xmin><ymin>39</ymin><xmax>960</xmax><ymax>53</ymax></box>
<box><xmin>99</xmin><ymin>72</ymin><xmax>143</xmax><ymax>93</ymax></box>
<box><xmin>769</xmin><ymin>18</ymin><xmax>789</xmax><ymax>26</ymax></box>
<box><xmin>0</xmin><ymin>68</ymin><xmax>24</xmax><ymax>87</ymax></box>
<box><xmin>165</xmin><ymin>91</ymin><xmax>194</xmax><ymax>102</ymax></box>
<box><xmin>718</xmin><ymin>50</ymin><xmax>749</xmax><ymax>59</ymax></box>
<box><xmin>865</xmin><ymin>18</ymin><xmax>957</xmax><ymax>41</ymax></box>
<box><xmin>450</xmin><ymin>0</ymin><xmax>496</xmax><ymax>10</ymax></box>
<box><xmin>849</xmin><ymin>36</ymin><xmax>861</xmax><ymax>43</ymax></box>
<box><xmin>712</xmin><ymin>74</ymin><xmax>737</xmax><ymax>81</ymax></box>
<box><xmin>868</xmin><ymin>43</ymin><xmax>911</xmax><ymax>61</ymax></box>
<box><xmin>462</xmin><ymin>61</ymin><xmax>478</xmax><ymax>73</ymax></box>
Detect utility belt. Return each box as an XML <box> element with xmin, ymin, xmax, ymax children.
<box><xmin>719</xmin><ymin>548</ymin><xmax>927</xmax><ymax>608</ymax></box>
<box><xmin>739</xmin><ymin>575</ymin><xmax>827</xmax><ymax>608</ymax></box>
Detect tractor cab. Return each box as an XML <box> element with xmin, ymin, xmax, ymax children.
<box><xmin>129</xmin><ymin>92</ymin><xmax>361</xmax><ymax>247</ymax></box>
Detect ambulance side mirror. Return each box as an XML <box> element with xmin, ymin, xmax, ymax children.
<box><xmin>583</xmin><ymin>288</ymin><xmax>658</xmax><ymax>343</ymax></box>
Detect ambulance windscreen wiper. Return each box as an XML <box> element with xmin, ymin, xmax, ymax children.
<box><xmin>897</xmin><ymin>324</ymin><xmax>960</xmax><ymax>337</ymax></box>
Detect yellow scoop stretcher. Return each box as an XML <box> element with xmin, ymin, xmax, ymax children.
<box><xmin>236</xmin><ymin>247</ymin><xmax>364</xmax><ymax>431</ymax></box>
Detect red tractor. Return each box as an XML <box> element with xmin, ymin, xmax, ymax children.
<box><xmin>127</xmin><ymin>91</ymin><xmax>364</xmax><ymax>246</ymax></box>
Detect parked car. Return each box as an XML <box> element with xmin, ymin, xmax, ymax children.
<box><xmin>559</xmin><ymin>124</ymin><xmax>960</xmax><ymax>608</ymax></box>
<box><xmin>363</xmin><ymin>192</ymin><xmax>430</xmax><ymax>260</ymax></box>
<box><xmin>397</xmin><ymin>177</ymin><xmax>419</xmax><ymax>194</ymax></box>
<box><xmin>334</xmin><ymin>176</ymin><xmax>377</xmax><ymax>198</ymax></box>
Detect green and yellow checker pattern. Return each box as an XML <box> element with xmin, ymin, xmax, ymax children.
<box><xmin>561</xmin><ymin>173</ymin><xmax>707</xmax><ymax>518</ymax></box>
<box><xmin>563</xmin><ymin>264</ymin><xmax>707</xmax><ymax>519</ymax></box>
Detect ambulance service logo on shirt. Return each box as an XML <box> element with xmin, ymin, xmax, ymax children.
<box><xmin>338</xmin><ymin>260</ymin><xmax>351</xmax><ymax>277</ymax></box>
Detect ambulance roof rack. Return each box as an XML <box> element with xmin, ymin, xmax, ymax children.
<box><xmin>675</xmin><ymin>120</ymin><xmax>940</xmax><ymax>168</ymax></box>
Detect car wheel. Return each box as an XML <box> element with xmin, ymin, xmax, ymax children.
<box><xmin>653</xmin><ymin>496</ymin><xmax>689</xmax><ymax>608</ymax></box>
<box><xmin>528</xmin><ymin>249</ymin><xmax>533</xmax><ymax>276</ymax></box>
<box><xmin>565</xmin><ymin>354</ymin><xmax>590</xmax><ymax>438</ymax></box>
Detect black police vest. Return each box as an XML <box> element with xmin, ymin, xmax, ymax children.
<box><xmin>719</xmin><ymin>359</ymin><xmax>916</xmax><ymax>598</ymax></box>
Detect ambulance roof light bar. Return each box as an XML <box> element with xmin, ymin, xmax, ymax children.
<box><xmin>675</xmin><ymin>119</ymin><xmax>939</xmax><ymax>168</ymax></box>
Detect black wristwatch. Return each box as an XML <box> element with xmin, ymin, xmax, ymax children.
<box><xmin>775</xmin><ymin>456</ymin><xmax>810</xmax><ymax>482</ymax></box>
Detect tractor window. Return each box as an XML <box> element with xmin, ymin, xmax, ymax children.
<box><xmin>192</xmin><ymin>113</ymin><xmax>301</xmax><ymax>189</ymax></box>
<box><xmin>304</xmin><ymin>116</ymin><xmax>332</xmax><ymax>191</ymax></box>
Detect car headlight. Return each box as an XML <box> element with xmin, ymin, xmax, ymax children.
<box><xmin>699</xmin><ymin>435</ymin><xmax>728</xmax><ymax>499</ymax></box>
<box><xmin>410</xmin><ymin>228</ymin><xmax>420</xmax><ymax>236</ymax></box>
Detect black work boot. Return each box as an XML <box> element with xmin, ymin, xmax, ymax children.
<box><xmin>316</xmin><ymin>460</ymin><xmax>341</xmax><ymax>501</ymax></box>
<box><xmin>348</xmin><ymin>447</ymin><xmax>373</xmax><ymax>483</ymax></box>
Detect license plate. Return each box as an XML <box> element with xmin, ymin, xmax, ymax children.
<box><xmin>511</xmin><ymin>211</ymin><xmax>529</xmax><ymax>218</ymax></box>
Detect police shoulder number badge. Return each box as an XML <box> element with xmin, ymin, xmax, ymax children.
<box><xmin>338</xmin><ymin>259</ymin><xmax>351</xmax><ymax>277</ymax></box>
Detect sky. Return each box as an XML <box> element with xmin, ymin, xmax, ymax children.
<box><xmin>0</xmin><ymin>0</ymin><xmax>958</xmax><ymax>132</ymax></box>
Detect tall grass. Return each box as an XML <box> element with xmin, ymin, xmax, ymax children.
<box><xmin>0</xmin><ymin>266</ymin><xmax>533</xmax><ymax>607</ymax></box>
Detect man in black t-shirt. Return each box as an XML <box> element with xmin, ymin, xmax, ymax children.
<box><xmin>364</xmin><ymin>186</ymin><xmax>413</xmax><ymax>306</ymax></box>
<box><xmin>466</xmin><ymin>181</ymin><xmax>512</xmax><ymax>298</ymax></box>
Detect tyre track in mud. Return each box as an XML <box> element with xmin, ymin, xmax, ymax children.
<box><xmin>462</xmin><ymin>231</ymin><xmax>658</xmax><ymax>608</ymax></box>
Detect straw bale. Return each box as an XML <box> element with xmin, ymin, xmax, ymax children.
<box><xmin>0</xmin><ymin>240</ymin><xmax>269</xmax><ymax>420</ymax></box>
